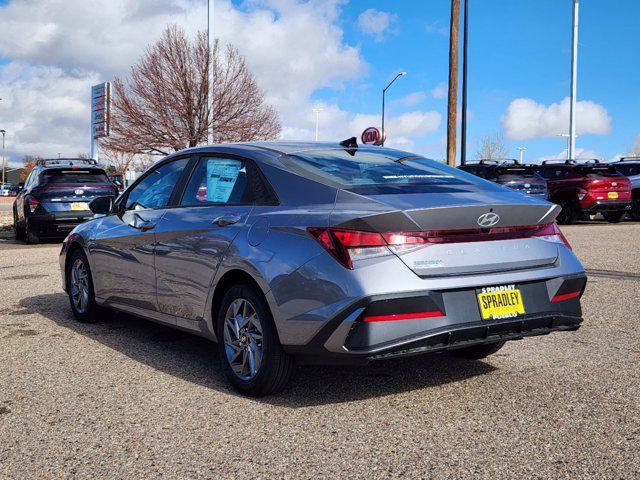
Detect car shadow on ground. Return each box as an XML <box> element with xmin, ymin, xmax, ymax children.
<box><xmin>19</xmin><ymin>292</ymin><xmax>497</xmax><ymax>407</ymax></box>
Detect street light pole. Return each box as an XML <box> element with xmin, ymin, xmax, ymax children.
<box><xmin>569</xmin><ymin>0</ymin><xmax>579</xmax><ymax>159</ymax></box>
<box><xmin>312</xmin><ymin>107</ymin><xmax>323</xmax><ymax>141</ymax></box>
<box><xmin>381</xmin><ymin>71</ymin><xmax>406</xmax><ymax>147</ymax></box>
<box><xmin>517</xmin><ymin>146</ymin><xmax>526</xmax><ymax>163</ymax></box>
<box><xmin>0</xmin><ymin>130</ymin><xmax>5</xmax><ymax>185</ymax></box>
<box><xmin>207</xmin><ymin>0</ymin><xmax>215</xmax><ymax>145</ymax></box>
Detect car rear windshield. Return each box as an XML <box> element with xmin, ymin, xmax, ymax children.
<box><xmin>283</xmin><ymin>148</ymin><xmax>475</xmax><ymax>194</ymax></box>
<box><xmin>41</xmin><ymin>169</ymin><xmax>110</xmax><ymax>184</ymax></box>
<box><xmin>492</xmin><ymin>167</ymin><xmax>540</xmax><ymax>182</ymax></box>
<box><xmin>575</xmin><ymin>165</ymin><xmax>621</xmax><ymax>178</ymax></box>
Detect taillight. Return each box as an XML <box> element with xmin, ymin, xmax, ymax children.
<box><xmin>27</xmin><ymin>197</ymin><xmax>40</xmax><ymax>213</ymax></box>
<box><xmin>308</xmin><ymin>222</ymin><xmax>572</xmax><ymax>269</ymax></box>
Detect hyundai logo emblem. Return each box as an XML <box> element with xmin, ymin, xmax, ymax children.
<box><xmin>75</xmin><ymin>189</ymin><xmax>84</xmax><ymax>195</ymax></box>
<box><xmin>477</xmin><ymin>212</ymin><xmax>500</xmax><ymax>227</ymax></box>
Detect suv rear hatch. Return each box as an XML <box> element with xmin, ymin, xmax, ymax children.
<box><xmin>578</xmin><ymin>165</ymin><xmax>631</xmax><ymax>202</ymax></box>
<box><xmin>492</xmin><ymin>166</ymin><xmax>547</xmax><ymax>198</ymax></box>
<box><xmin>34</xmin><ymin>168</ymin><xmax>117</xmax><ymax>214</ymax></box>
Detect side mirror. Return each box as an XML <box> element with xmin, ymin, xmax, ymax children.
<box><xmin>89</xmin><ymin>196</ymin><xmax>114</xmax><ymax>215</ymax></box>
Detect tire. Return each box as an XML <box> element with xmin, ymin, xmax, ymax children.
<box><xmin>13</xmin><ymin>210</ymin><xmax>25</xmax><ymax>241</ymax></box>
<box><xmin>603</xmin><ymin>211</ymin><xmax>624</xmax><ymax>223</ymax></box>
<box><xmin>629</xmin><ymin>200</ymin><xmax>640</xmax><ymax>221</ymax></box>
<box><xmin>66</xmin><ymin>249</ymin><xmax>102</xmax><ymax>323</ymax></box>
<box><xmin>556</xmin><ymin>200</ymin><xmax>577</xmax><ymax>225</ymax></box>
<box><xmin>450</xmin><ymin>341</ymin><xmax>506</xmax><ymax>360</ymax></box>
<box><xmin>216</xmin><ymin>282</ymin><xmax>295</xmax><ymax>396</ymax></box>
<box><xmin>24</xmin><ymin>220</ymin><xmax>40</xmax><ymax>244</ymax></box>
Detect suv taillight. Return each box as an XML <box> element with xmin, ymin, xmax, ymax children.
<box><xmin>27</xmin><ymin>196</ymin><xmax>41</xmax><ymax>213</ymax></box>
<box><xmin>308</xmin><ymin>223</ymin><xmax>572</xmax><ymax>269</ymax></box>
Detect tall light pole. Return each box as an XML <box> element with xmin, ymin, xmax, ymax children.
<box><xmin>381</xmin><ymin>71</ymin><xmax>406</xmax><ymax>147</ymax></box>
<box><xmin>312</xmin><ymin>107</ymin><xmax>323</xmax><ymax>141</ymax></box>
<box><xmin>460</xmin><ymin>0</ymin><xmax>469</xmax><ymax>166</ymax></box>
<box><xmin>517</xmin><ymin>146</ymin><xmax>526</xmax><ymax>163</ymax></box>
<box><xmin>569</xmin><ymin>0</ymin><xmax>579</xmax><ymax>159</ymax></box>
<box><xmin>0</xmin><ymin>130</ymin><xmax>6</xmax><ymax>186</ymax></box>
<box><xmin>207</xmin><ymin>0</ymin><xmax>215</xmax><ymax>145</ymax></box>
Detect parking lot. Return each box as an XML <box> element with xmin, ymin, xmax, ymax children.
<box><xmin>0</xmin><ymin>222</ymin><xmax>639</xmax><ymax>478</ymax></box>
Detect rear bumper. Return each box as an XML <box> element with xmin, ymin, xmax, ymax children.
<box><xmin>28</xmin><ymin>212</ymin><xmax>93</xmax><ymax>236</ymax></box>
<box><xmin>581</xmin><ymin>200</ymin><xmax>632</xmax><ymax>213</ymax></box>
<box><xmin>285</xmin><ymin>273</ymin><xmax>587</xmax><ymax>365</ymax></box>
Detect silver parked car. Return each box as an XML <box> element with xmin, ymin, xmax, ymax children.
<box><xmin>59</xmin><ymin>141</ymin><xmax>587</xmax><ymax>396</ymax></box>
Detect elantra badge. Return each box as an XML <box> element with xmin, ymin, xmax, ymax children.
<box><xmin>477</xmin><ymin>212</ymin><xmax>500</xmax><ymax>227</ymax></box>
<box><xmin>75</xmin><ymin>189</ymin><xmax>84</xmax><ymax>195</ymax></box>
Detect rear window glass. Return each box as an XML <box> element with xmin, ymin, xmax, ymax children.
<box><xmin>42</xmin><ymin>169</ymin><xmax>110</xmax><ymax>184</ymax></box>
<box><xmin>537</xmin><ymin>167</ymin><xmax>577</xmax><ymax>179</ymax></box>
<box><xmin>493</xmin><ymin>167</ymin><xmax>540</xmax><ymax>181</ymax></box>
<box><xmin>615</xmin><ymin>164</ymin><xmax>640</xmax><ymax>177</ymax></box>
<box><xmin>283</xmin><ymin>148</ymin><xmax>476</xmax><ymax>193</ymax></box>
<box><xmin>576</xmin><ymin>166</ymin><xmax>620</xmax><ymax>178</ymax></box>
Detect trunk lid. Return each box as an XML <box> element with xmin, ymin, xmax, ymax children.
<box><xmin>331</xmin><ymin>189</ymin><xmax>560</xmax><ymax>277</ymax></box>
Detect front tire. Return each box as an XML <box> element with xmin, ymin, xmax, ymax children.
<box><xmin>66</xmin><ymin>249</ymin><xmax>101</xmax><ymax>323</ymax></box>
<box><xmin>216</xmin><ymin>283</ymin><xmax>295</xmax><ymax>396</ymax></box>
<box><xmin>450</xmin><ymin>341</ymin><xmax>506</xmax><ymax>360</ymax></box>
<box><xmin>603</xmin><ymin>211</ymin><xmax>624</xmax><ymax>223</ymax></box>
<box><xmin>556</xmin><ymin>200</ymin><xmax>577</xmax><ymax>225</ymax></box>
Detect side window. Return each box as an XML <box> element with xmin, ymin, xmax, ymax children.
<box><xmin>125</xmin><ymin>157</ymin><xmax>189</xmax><ymax>211</ymax></box>
<box><xmin>180</xmin><ymin>156</ymin><xmax>275</xmax><ymax>206</ymax></box>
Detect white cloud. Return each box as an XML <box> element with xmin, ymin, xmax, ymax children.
<box><xmin>0</xmin><ymin>0</ymin><xmax>370</xmax><ymax>161</ymax></box>
<box><xmin>502</xmin><ymin>97</ymin><xmax>612</xmax><ymax>141</ymax></box>
<box><xmin>395</xmin><ymin>91</ymin><xmax>426</xmax><ymax>107</ymax></box>
<box><xmin>357</xmin><ymin>8</ymin><xmax>397</xmax><ymax>41</ymax></box>
<box><xmin>628</xmin><ymin>134</ymin><xmax>640</xmax><ymax>155</ymax></box>
<box><xmin>431</xmin><ymin>82</ymin><xmax>447</xmax><ymax>99</ymax></box>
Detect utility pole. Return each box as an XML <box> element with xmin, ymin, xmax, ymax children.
<box><xmin>0</xmin><ymin>130</ymin><xmax>6</xmax><ymax>185</ymax></box>
<box><xmin>569</xmin><ymin>0</ymin><xmax>579</xmax><ymax>159</ymax></box>
<box><xmin>207</xmin><ymin>0</ymin><xmax>215</xmax><ymax>145</ymax></box>
<box><xmin>517</xmin><ymin>146</ymin><xmax>526</xmax><ymax>163</ymax></box>
<box><xmin>312</xmin><ymin>107</ymin><xmax>323</xmax><ymax>141</ymax></box>
<box><xmin>460</xmin><ymin>0</ymin><xmax>469</xmax><ymax>166</ymax></box>
<box><xmin>446</xmin><ymin>0</ymin><xmax>460</xmax><ymax>167</ymax></box>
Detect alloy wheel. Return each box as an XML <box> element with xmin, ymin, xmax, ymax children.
<box><xmin>70</xmin><ymin>258</ymin><xmax>90</xmax><ymax>314</ymax></box>
<box><xmin>223</xmin><ymin>298</ymin><xmax>264</xmax><ymax>381</ymax></box>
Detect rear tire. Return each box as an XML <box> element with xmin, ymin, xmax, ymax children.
<box><xmin>66</xmin><ymin>249</ymin><xmax>102</xmax><ymax>323</ymax></box>
<box><xmin>216</xmin><ymin>282</ymin><xmax>295</xmax><ymax>397</ymax></box>
<box><xmin>13</xmin><ymin>210</ymin><xmax>25</xmax><ymax>241</ymax></box>
<box><xmin>556</xmin><ymin>200</ymin><xmax>577</xmax><ymax>225</ymax></box>
<box><xmin>629</xmin><ymin>200</ymin><xmax>640</xmax><ymax>221</ymax></box>
<box><xmin>603</xmin><ymin>211</ymin><xmax>624</xmax><ymax>223</ymax></box>
<box><xmin>25</xmin><ymin>220</ymin><xmax>40</xmax><ymax>244</ymax></box>
<box><xmin>450</xmin><ymin>341</ymin><xmax>506</xmax><ymax>360</ymax></box>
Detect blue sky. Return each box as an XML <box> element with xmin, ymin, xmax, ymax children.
<box><xmin>0</xmin><ymin>0</ymin><xmax>638</xmax><ymax>164</ymax></box>
<box><xmin>329</xmin><ymin>0</ymin><xmax>640</xmax><ymax>161</ymax></box>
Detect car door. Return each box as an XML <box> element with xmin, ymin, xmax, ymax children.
<box><xmin>153</xmin><ymin>154</ymin><xmax>277</xmax><ymax>326</ymax></box>
<box><xmin>90</xmin><ymin>156</ymin><xmax>192</xmax><ymax>313</ymax></box>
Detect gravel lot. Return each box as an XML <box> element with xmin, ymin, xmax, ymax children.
<box><xmin>1</xmin><ymin>222</ymin><xmax>639</xmax><ymax>479</ymax></box>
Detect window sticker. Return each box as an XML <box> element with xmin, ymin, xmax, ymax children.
<box><xmin>206</xmin><ymin>159</ymin><xmax>243</xmax><ymax>203</ymax></box>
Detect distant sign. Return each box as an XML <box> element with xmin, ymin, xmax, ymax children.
<box><xmin>91</xmin><ymin>82</ymin><xmax>111</xmax><ymax>140</ymax></box>
<box><xmin>361</xmin><ymin>126</ymin><xmax>383</xmax><ymax>146</ymax></box>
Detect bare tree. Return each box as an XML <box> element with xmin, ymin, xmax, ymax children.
<box><xmin>474</xmin><ymin>131</ymin><xmax>509</xmax><ymax>160</ymax></box>
<box><xmin>100</xmin><ymin>148</ymin><xmax>136</xmax><ymax>177</ymax></box>
<box><xmin>20</xmin><ymin>155</ymin><xmax>42</xmax><ymax>182</ymax></box>
<box><xmin>103</xmin><ymin>25</ymin><xmax>281</xmax><ymax>156</ymax></box>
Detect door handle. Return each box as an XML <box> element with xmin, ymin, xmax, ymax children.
<box><xmin>212</xmin><ymin>214</ymin><xmax>242</xmax><ymax>227</ymax></box>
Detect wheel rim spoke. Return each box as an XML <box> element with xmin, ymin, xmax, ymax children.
<box><xmin>223</xmin><ymin>297</ymin><xmax>264</xmax><ymax>381</ymax></box>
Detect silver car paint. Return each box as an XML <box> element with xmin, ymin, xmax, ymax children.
<box><xmin>60</xmin><ymin>142</ymin><xmax>585</xmax><ymax>354</ymax></box>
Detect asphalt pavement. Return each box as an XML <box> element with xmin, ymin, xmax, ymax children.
<box><xmin>0</xmin><ymin>222</ymin><xmax>639</xmax><ymax>478</ymax></box>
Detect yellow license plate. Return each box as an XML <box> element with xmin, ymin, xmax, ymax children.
<box><xmin>70</xmin><ymin>202</ymin><xmax>89</xmax><ymax>211</ymax></box>
<box><xmin>477</xmin><ymin>286</ymin><xmax>525</xmax><ymax>320</ymax></box>
<box><xmin>608</xmin><ymin>191</ymin><xmax>618</xmax><ymax>199</ymax></box>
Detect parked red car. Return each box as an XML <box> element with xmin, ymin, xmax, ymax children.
<box><xmin>536</xmin><ymin>160</ymin><xmax>632</xmax><ymax>224</ymax></box>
